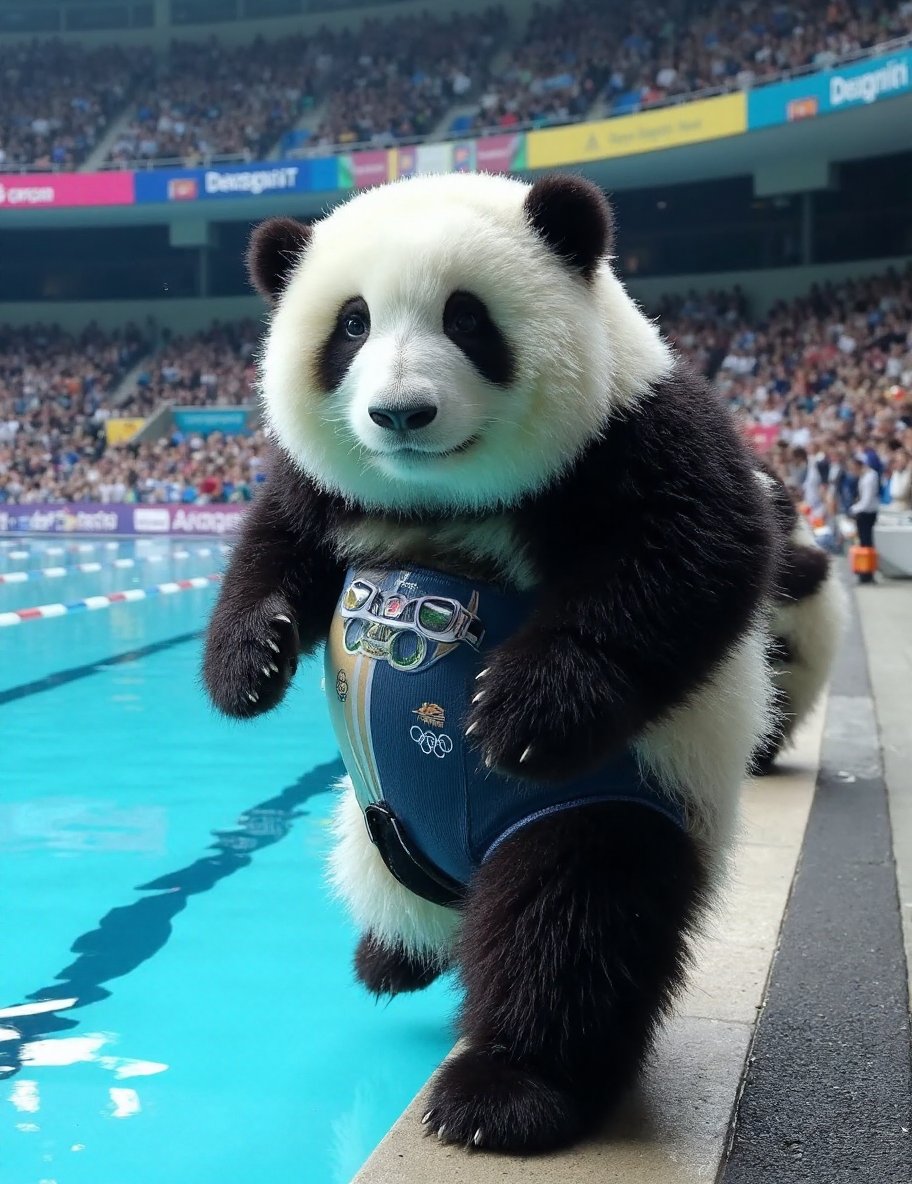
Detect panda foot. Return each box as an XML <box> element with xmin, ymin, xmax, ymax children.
<box><xmin>354</xmin><ymin>933</ymin><xmax>443</xmax><ymax>997</ymax></box>
<box><xmin>423</xmin><ymin>1047</ymin><xmax>582</xmax><ymax>1154</ymax></box>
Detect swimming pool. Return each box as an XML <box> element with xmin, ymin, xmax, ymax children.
<box><xmin>1</xmin><ymin>536</ymin><xmax>457</xmax><ymax>1184</ymax></box>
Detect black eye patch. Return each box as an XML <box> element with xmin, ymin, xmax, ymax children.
<box><xmin>443</xmin><ymin>291</ymin><xmax>515</xmax><ymax>387</ymax></box>
<box><xmin>317</xmin><ymin>296</ymin><xmax>370</xmax><ymax>391</ymax></box>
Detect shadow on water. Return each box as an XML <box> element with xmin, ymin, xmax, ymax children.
<box><xmin>0</xmin><ymin>756</ymin><xmax>344</xmax><ymax>1076</ymax></box>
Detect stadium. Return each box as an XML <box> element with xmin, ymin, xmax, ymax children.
<box><xmin>1</xmin><ymin>1</ymin><xmax>911</xmax><ymax>1181</ymax></box>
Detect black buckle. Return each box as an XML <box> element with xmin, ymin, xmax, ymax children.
<box><xmin>364</xmin><ymin>803</ymin><xmax>464</xmax><ymax>909</ymax></box>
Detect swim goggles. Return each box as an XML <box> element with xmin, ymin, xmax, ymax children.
<box><xmin>339</xmin><ymin>577</ymin><xmax>485</xmax><ymax>670</ymax></box>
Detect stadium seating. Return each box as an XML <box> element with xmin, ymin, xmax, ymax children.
<box><xmin>1</xmin><ymin>266</ymin><xmax>909</xmax><ymax>507</ymax></box>
<box><xmin>1</xmin><ymin>0</ymin><xmax>910</xmax><ymax>170</ymax></box>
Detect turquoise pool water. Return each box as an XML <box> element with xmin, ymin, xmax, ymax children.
<box><xmin>0</xmin><ymin>537</ymin><xmax>457</xmax><ymax>1184</ymax></box>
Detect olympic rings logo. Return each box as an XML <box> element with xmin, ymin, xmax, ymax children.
<box><xmin>410</xmin><ymin>726</ymin><xmax>454</xmax><ymax>759</ymax></box>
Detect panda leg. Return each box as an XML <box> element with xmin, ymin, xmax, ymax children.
<box><xmin>424</xmin><ymin>803</ymin><xmax>706</xmax><ymax>1154</ymax></box>
<box><xmin>354</xmin><ymin>931</ymin><xmax>446</xmax><ymax>997</ymax></box>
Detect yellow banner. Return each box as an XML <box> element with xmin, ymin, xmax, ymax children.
<box><xmin>527</xmin><ymin>93</ymin><xmax>747</xmax><ymax>169</ymax></box>
<box><xmin>105</xmin><ymin>417</ymin><xmax>146</xmax><ymax>446</ymax></box>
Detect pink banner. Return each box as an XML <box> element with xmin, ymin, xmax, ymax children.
<box><xmin>350</xmin><ymin>150</ymin><xmax>391</xmax><ymax>189</ymax></box>
<box><xmin>0</xmin><ymin>171</ymin><xmax>135</xmax><ymax>210</ymax></box>
<box><xmin>473</xmin><ymin>134</ymin><xmax>521</xmax><ymax>174</ymax></box>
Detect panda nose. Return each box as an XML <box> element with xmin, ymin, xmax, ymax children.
<box><xmin>368</xmin><ymin>404</ymin><xmax>438</xmax><ymax>433</ymax></box>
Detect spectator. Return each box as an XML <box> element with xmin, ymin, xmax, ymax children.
<box><xmin>850</xmin><ymin>452</ymin><xmax>881</xmax><ymax>582</ymax></box>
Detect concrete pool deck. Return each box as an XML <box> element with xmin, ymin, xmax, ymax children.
<box><xmin>355</xmin><ymin>571</ymin><xmax>912</xmax><ymax>1184</ymax></box>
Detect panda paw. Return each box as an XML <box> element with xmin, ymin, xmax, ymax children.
<box><xmin>465</xmin><ymin>632</ymin><xmax>606</xmax><ymax>780</ymax></box>
<box><xmin>422</xmin><ymin>1047</ymin><xmax>582</xmax><ymax>1154</ymax></box>
<box><xmin>354</xmin><ymin>933</ymin><xmax>444</xmax><ymax>997</ymax></box>
<box><xmin>203</xmin><ymin>597</ymin><xmax>299</xmax><ymax>719</ymax></box>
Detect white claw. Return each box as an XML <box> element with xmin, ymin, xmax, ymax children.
<box><xmin>472</xmin><ymin>691</ymin><xmax>485</xmax><ymax>705</ymax></box>
<box><xmin>437</xmin><ymin>1125</ymin><xmax>446</xmax><ymax>1141</ymax></box>
<box><xmin>475</xmin><ymin>667</ymin><xmax>490</xmax><ymax>681</ymax></box>
<box><xmin>269</xmin><ymin>663</ymin><xmax>279</xmax><ymax>673</ymax></box>
<box><xmin>520</xmin><ymin>745</ymin><xmax>534</xmax><ymax>764</ymax></box>
<box><xmin>465</xmin><ymin>721</ymin><xmax>479</xmax><ymax>737</ymax></box>
<box><xmin>421</xmin><ymin>1110</ymin><xmax>435</xmax><ymax>1126</ymax></box>
<box><xmin>484</xmin><ymin>753</ymin><xmax>493</xmax><ymax>769</ymax></box>
<box><xmin>274</xmin><ymin>614</ymin><xmax>291</xmax><ymax>624</ymax></box>
<box><xmin>247</xmin><ymin>692</ymin><xmax>259</xmax><ymax>703</ymax></box>
<box><xmin>473</xmin><ymin>1129</ymin><xmax>483</xmax><ymax>1147</ymax></box>
<box><xmin>262</xmin><ymin>665</ymin><xmax>271</xmax><ymax>677</ymax></box>
<box><xmin>266</xmin><ymin>640</ymin><xmax>280</xmax><ymax>653</ymax></box>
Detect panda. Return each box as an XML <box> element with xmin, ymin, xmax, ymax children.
<box><xmin>202</xmin><ymin>172</ymin><xmax>775</xmax><ymax>1155</ymax></box>
<box><xmin>752</xmin><ymin>464</ymin><xmax>846</xmax><ymax>772</ymax></box>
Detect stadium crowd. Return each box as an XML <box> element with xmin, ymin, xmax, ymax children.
<box><xmin>0</xmin><ymin>41</ymin><xmax>153</xmax><ymax>171</ymax></box>
<box><xmin>2</xmin><ymin>0</ymin><xmax>911</xmax><ymax>168</ymax></box>
<box><xmin>659</xmin><ymin>264</ymin><xmax>912</xmax><ymax>516</ymax></box>
<box><xmin>471</xmin><ymin>0</ymin><xmax>912</xmax><ymax>133</ymax></box>
<box><xmin>1</xmin><ymin>264</ymin><xmax>910</xmax><ymax>512</ymax></box>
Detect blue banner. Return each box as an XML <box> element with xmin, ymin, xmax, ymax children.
<box><xmin>134</xmin><ymin>156</ymin><xmax>340</xmax><ymax>204</ymax></box>
<box><xmin>748</xmin><ymin>47</ymin><xmax>912</xmax><ymax>129</ymax></box>
<box><xmin>172</xmin><ymin>408</ymin><xmax>250</xmax><ymax>436</ymax></box>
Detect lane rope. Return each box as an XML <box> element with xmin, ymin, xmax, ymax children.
<box><xmin>0</xmin><ymin>549</ymin><xmax>226</xmax><ymax>584</ymax></box>
<box><xmin>0</xmin><ymin>574</ymin><xmax>222</xmax><ymax>627</ymax></box>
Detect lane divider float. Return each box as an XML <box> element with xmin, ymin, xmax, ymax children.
<box><xmin>0</xmin><ymin>574</ymin><xmax>222</xmax><ymax>627</ymax></box>
<box><xmin>0</xmin><ymin>547</ymin><xmax>231</xmax><ymax>584</ymax></box>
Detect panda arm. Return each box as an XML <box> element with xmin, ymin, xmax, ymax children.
<box><xmin>202</xmin><ymin>453</ymin><xmax>343</xmax><ymax>718</ymax></box>
<box><xmin>469</xmin><ymin>372</ymin><xmax>774</xmax><ymax>780</ymax></box>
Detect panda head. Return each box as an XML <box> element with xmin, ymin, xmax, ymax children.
<box><xmin>252</xmin><ymin>172</ymin><xmax>671</xmax><ymax>513</ymax></box>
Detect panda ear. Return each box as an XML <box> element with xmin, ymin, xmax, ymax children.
<box><xmin>524</xmin><ymin>174</ymin><xmax>613</xmax><ymax>281</ymax></box>
<box><xmin>247</xmin><ymin>217</ymin><xmax>312</xmax><ymax>302</ymax></box>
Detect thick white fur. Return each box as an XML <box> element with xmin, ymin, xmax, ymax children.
<box><xmin>636</xmin><ymin>622</ymin><xmax>773</xmax><ymax>880</ymax></box>
<box><xmin>770</xmin><ymin>517</ymin><xmax>848</xmax><ymax>749</ymax></box>
<box><xmin>259</xmin><ymin>172</ymin><xmax>672</xmax><ymax>513</ymax></box>
<box><xmin>327</xmin><ymin>777</ymin><xmax>460</xmax><ymax>962</ymax></box>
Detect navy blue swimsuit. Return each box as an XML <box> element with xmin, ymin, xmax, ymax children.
<box><xmin>324</xmin><ymin>566</ymin><xmax>684</xmax><ymax>907</ymax></box>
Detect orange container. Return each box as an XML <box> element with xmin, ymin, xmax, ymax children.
<box><xmin>849</xmin><ymin>545</ymin><xmax>878</xmax><ymax>575</ymax></box>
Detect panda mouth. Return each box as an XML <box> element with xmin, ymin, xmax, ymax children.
<box><xmin>385</xmin><ymin>435</ymin><xmax>480</xmax><ymax>461</ymax></box>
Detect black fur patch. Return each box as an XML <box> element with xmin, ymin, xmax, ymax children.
<box><xmin>247</xmin><ymin>217</ymin><xmax>311</xmax><ymax>302</ymax></box>
<box><xmin>423</xmin><ymin>803</ymin><xmax>706</xmax><ymax>1152</ymax></box>
<box><xmin>201</xmin><ymin>450</ymin><xmax>345</xmax><ymax>719</ymax></box>
<box><xmin>775</xmin><ymin>540</ymin><xmax>830</xmax><ymax>601</ymax></box>
<box><xmin>443</xmin><ymin>290</ymin><xmax>515</xmax><ymax>386</ymax></box>
<box><xmin>524</xmin><ymin>174</ymin><xmax>613</xmax><ymax>281</ymax></box>
<box><xmin>316</xmin><ymin>296</ymin><xmax>371</xmax><ymax>391</ymax></box>
<box><xmin>354</xmin><ymin>932</ymin><xmax>443</xmax><ymax>997</ymax></box>
<box><xmin>466</xmin><ymin>363</ymin><xmax>775</xmax><ymax>779</ymax></box>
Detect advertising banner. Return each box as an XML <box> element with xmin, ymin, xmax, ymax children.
<box><xmin>0</xmin><ymin>503</ymin><xmax>246</xmax><ymax>536</ymax></box>
<box><xmin>526</xmin><ymin>93</ymin><xmax>747</xmax><ymax>169</ymax></box>
<box><xmin>452</xmin><ymin>141</ymin><xmax>476</xmax><ymax>172</ymax></box>
<box><xmin>473</xmin><ymin>133</ymin><xmax>526</xmax><ymax>173</ymax></box>
<box><xmin>338</xmin><ymin>149</ymin><xmax>395</xmax><ymax>189</ymax></box>
<box><xmin>748</xmin><ymin>48</ymin><xmax>912</xmax><ymax>129</ymax></box>
<box><xmin>0</xmin><ymin>171</ymin><xmax>135</xmax><ymax>210</ymax></box>
<box><xmin>394</xmin><ymin>141</ymin><xmax>455</xmax><ymax>179</ymax></box>
<box><xmin>172</xmin><ymin>408</ymin><xmax>251</xmax><ymax>436</ymax></box>
<box><xmin>105</xmin><ymin>417</ymin><xmax>146</xmax><ymax>447</ymax></box>
<box><xmin>133</xmin><ymin>157</ymin><xmax>341</xmax><ymax>204</ymax></box>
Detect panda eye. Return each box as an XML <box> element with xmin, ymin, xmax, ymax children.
<box><xmin>454</xmin><ymin>311</ymin><xmax>478</xmax><ymax>335</ymax></box>
<box><xmin>343</xmin><ymin>313</ymin><xmax>367</xmax><ymax>339</ymax></box>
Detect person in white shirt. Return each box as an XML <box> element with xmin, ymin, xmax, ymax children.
<box><xmin>850</xmin><ymin>454</ymin><xmax>881</xmax><ymax>584</ymax></box>
<box><xmin>887</xmin><ymin>445</ymin><xmax>912</xmax><ymax>513</ymax></box>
